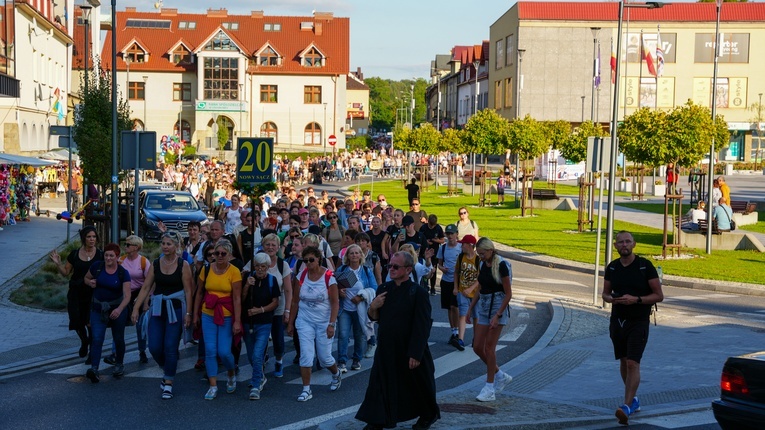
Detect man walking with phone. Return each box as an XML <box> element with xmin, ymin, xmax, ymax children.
<box><xmin>601</xmin><ymin>231</ymin><xmax>664</xmax><ymax>425</ymax></box>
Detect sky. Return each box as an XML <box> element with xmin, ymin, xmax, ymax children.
<box><xmin>98</xmin><ymin>0</ymin><xmax>515</xmax><ymax>81</ymax></box>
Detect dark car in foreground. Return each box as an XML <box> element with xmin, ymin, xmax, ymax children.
<box><xmin>139</xmin><ymin>190</ymin><xmax>209</xmax><ymax>241</ymax></box>
<box><xmin>712</xmin><ymin>351</ymin><xmax>765</xmax><ymax>430</ymax></box>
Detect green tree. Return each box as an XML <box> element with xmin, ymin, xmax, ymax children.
<box><xmin>463</xmin><ymin>109</ymin><xmax>510</xmax><ymax>156</ymax></box>
<box><xmin>749</xmin><ymin>97</ymin><xmax>765</xmax><ymax>164</ymax></box>
<box><xmin>409</xmin><ymin>123</ymin><xmax>442</xmax><ymax>154</ymax></box>
<box><xmin>666</xmin><ymin>101</ymin><xmax>727</xmax><ymax>167</ymax></box>
<box><xmin>391</xmin><ymin>124</ymin><xmax>412</xmax><ymax>151</ymax></box>
<box><xmin>506</xmin><ymin>115</ymin><xmax>548</xmax><ymax>160</ymax></box>
<box><xmin>216</xmin><ymin>117</ymin><xmax>229</xmax><ymax>152</ymax></box>
<box><xmin>617</xmin><ymin>107</ymin><xmax>668</xmax><ymax>167</ymax></box>
<box><xmin>73</xmin><ymin>59</ymin><xmax>132</xmax><ymax>188</ymax></box>
<box><xmin>544</xmin><ymin>120</ymin><xmax>571</xmax><ymax>151</ymax></box>
<box><xmin>440</xmin><ymin>128</ymin><xmax>465</xmax><ymax>154</ymax></box>
<box><xmin>560</xmin><ymin>120</ymin><xmax>607</xmax><ymax>163</ymax></box>
<box><xmin>346</xmin><ymin>135</ymin><xmax>372</xmax><ymax>152</ymax></box>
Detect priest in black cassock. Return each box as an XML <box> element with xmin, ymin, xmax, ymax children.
<box><xmin>355</xmin><ymin>252</ymin><xmax>440</xmax><ymax>430</ymax></box>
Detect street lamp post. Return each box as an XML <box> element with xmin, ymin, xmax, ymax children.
<box><xmin>238</xmin><ymin>83</ymin><xmax>244</xmax><ymax>139</ymax></box>
<box><xmin>757</xmin><ymin>92</ymin><xmax>763</xmax><ymax>171</ymax></box>
<box><xmin>515</xmin><ymin>49</ymin><xmax>526</xmax><ymax>206</ymax></box>
<box><xmin>590</xmin><ymin>27</ymin><xmax>601</xmax><ymax>121</ymax></box>
<box><xmin>81</xmin><ymin>4</ymin><xmax>92</xmax><ymax>206</ymax></box>
<box><xmin>323</xmin><ymin>102</ymin><xmax>328</xmax><ymax>156</ymax></box>
<box><xmin>110</xmin><ymin>0</ymin><xmax>118</xmax><ymax>244</ymax></box>
<box><xmin>705</xmin><ymin>0</ymin><xmax>723</xmax><ymax>253</ymax></box>
<box><xmin>142</xmin><ymin>76</ymin><xmax>148</xmax><ymax>129</ymax></box>
<box><xmin>605</xmin><ymin>1</ymin><xmax>663</xmax><ymax>264</ymax></box>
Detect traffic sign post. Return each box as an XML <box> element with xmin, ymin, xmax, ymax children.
<box><xmin>328</xmin><ymin>134</ymin><xmax>337</xmax><ymax>155</ymax></box>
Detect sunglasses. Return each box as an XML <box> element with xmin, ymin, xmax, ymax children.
<box><xmin>126</xmin><ymin>243</ymin><xmax>138</xmax><ymax>247</ymax></box>
<box><xmin>214</xmin><ymin>251</ymin><xmax>228</xmax><ymax>257</ymax></box>
<box><xmin>328</xmin><ymin>216</ymin><xmax>338</xmax><ymax>220</ymax></box>
<box><xmin>459</xmin><ymin>212</ymin><xmax>467</xmax><ymax>215</ymax></box>
<box><xmin>206</xmin><ymin>253</ymin><xmax>215</xmax><ymax>258</ymax></box>
<box><xmin>290</xmin><ymin>235</ymin><xmax>301</xmax><ymax>239</ymax></box>
<box><xmin>303</xmin><ymin>257</ymin><xmax>318</xmax><ymax>263</ymax></box>
<box><xmin>387</xmin><ymin>264</ymin><xmax>408</xmax><ymax>270</ymax></box>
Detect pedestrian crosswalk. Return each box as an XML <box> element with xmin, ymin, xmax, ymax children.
<box><xmin>46</xmin><ymin>295</ymin><xmax>535</xmax><ymax>382</ymax></box>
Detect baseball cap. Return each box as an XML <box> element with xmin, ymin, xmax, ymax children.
<box><xmin>402</xmin><ymin>215</ymin><xmax>414</xmax><ymax>227</ymax></box>
<box><xmin>298</xmin><ymin>208</ymin><xmax>309</xmax><ymax>215</ymax></box>
<box><xmin>445</xmin><ymin>224</ymin><xmax>458</xmax><ymax>234</ymax></box>
<box><xmin>458</xmin><ymin>234</ymin><xmax>477</xmax><ymax>245</ymax></box>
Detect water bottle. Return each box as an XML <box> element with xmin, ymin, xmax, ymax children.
<box><xmin>657</xmin><ymin>266</ymin><xmax>663</xmax><ymax>285</ymax></box>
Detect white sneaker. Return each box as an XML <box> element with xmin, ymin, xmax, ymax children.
<box><xmin>364</xmin><ymin>344</ymin><xmax>377</xmax><ymax>358</ymax></box>
<box><xmin>494</xmin><ymin>372</ymin><xmax>513</xmax><ymax>393</ymax></box>
<box><xmin>330</xmin><ymin>373</ymin><xmax>342</xmax><ymax>391</ymax></box>
<box><xmin>476</xmin><ymin>385</ymin><xmax>496</xmax><ymax>402</ymax></box>
<box><xmin>204</xmin><ymin>386</ymin><xmax>218</xmax><ymax>400</ymax></box>
<box><xmin>226</xmin><ymin>375</ymin><xmax>237</xmax><ymax>393</ymax></box>
<box><xmin>259</xmin><ymin>376</ymin><xmax>267</xmax><ymax>391</ymax></box>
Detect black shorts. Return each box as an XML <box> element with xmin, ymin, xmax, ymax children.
<box><xmin>440</xmin><ymin>280</ymin><xmax>457</xmax><ymax>309</ymax></box>
<box><xmin>609</xmin><ymin>317</ymin><xmax>650</xmax><ymax>363</ymax></box>
<box><xmin>497</xmin><ymin>188</ymin><xmax>505</xmax><ymax>196</ymax></box>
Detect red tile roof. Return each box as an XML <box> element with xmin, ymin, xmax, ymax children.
<box><xmin>88</xmin><ymin>9</ymin><xmax>349</xmax><ymax>75</ymax></box>
<box><xmin>517</xmin><ymin>1</ymin><xmax>765</xmax><ymax>22</ymax></box>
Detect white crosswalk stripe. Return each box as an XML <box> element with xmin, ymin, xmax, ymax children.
<box><xmin>663</xmin><ymin>293</ymin><xmax>737</xmax><ymax>302</ymax></box>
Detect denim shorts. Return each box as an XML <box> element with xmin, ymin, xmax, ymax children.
<box><xmin>457</xmin><ymin>292</ymin><xmax>476</xmax><ymax>318</ymax></box>
<box><xmin>476</xmin><ymin>292</ymin><xmax>509</xmax><ymax>326</ymax></box>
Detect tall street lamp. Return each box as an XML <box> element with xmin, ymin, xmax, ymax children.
<box><xmin>110</xmin><ymin>0</ymin><xmax>118</xmax><ymax>243</ymax></box>
<box><xmin>515</xmin><ymin>48</ymin><xmax>526</xmax><ymax>206</ymax></box>
<box><xmin>590</xmin><ymin>27</ymin><xmax>601</xmax><ymax>121</ymax></box>
<box><xmin>605</xmin><ymin>1</ymin><xmax>663</xmax><ymax>263</ymax></box>
<box><xmin>238</xmin><ymin>83</ymin><xmax>244</xmax><ymax>139</ymax></box>
<box><xmin>80</xmin><ymin>3</ymin><xmax>92</xmax><ymax>205</ymax></box>
<box><xmin>706</xmin><ymin>0</ymin><xmax>724</xmax><ymax>253</ymax></box>
<box><xmin>323</xmin><ymin>102</ymin><xmax>328</xmax><ymax>156</ymax></box>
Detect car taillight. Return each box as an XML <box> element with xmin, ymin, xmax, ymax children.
<box><xmin>721</xmin><ymin>367</ymin><xmax>749</xmax><ymax>396</ymax></box>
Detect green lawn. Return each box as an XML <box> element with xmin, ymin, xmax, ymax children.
<box><xmin>351</xmin><ymin>181</ymin><xmax>765</xmax><ymax>285</ymax></box>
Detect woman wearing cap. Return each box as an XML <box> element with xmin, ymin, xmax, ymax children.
<box><xmin>467</xmin><ymin>237</ymin><xmax>513</xmax><ymax>402</ymax></box>
<box><xmin>452</xmin><ymin>233</ymin><xmax>481</xmax><ymax>351</ymax></box>
<box><xmin>50</xmin><ymin>225</ymin><xmax>104</xmax><ymax>362</ymax></box>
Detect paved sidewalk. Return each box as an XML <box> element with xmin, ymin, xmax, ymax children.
<box><xmin>319</xmin><ymin>299</ymin><xmax>765</xmax><ymax>429</ymax></box>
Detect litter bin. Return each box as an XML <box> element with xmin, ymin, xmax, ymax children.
<box><xmin>725</xmin><ymin>163</ymin><xmax>734</xmax><ymax>175</ymax></box>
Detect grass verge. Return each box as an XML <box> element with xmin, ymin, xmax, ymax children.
<box><xmin>353</xmin><ymin>180</ymin><xmax>765</xmax><ymax>285</ymax></box>
<box><xmin>11</xmin><ymin>241</ymin><xmax>161</xmax><ymax>311</ymax></box>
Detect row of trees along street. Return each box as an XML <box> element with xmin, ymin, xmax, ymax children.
<box><xmin>394</xmin><ymin>100</ymin><xmax>727</xmax><ymax>177</ymax></box>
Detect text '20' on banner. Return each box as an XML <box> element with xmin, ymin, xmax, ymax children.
<box><xmin>237</xmin><ymin>137</ymin><xmax>274</xmax><ymax>184</ymax></box>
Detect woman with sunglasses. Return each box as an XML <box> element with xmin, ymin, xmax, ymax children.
<box><xmin>322</xmin><ymin>212</ymin><xmax>345</xmax><ymax>267</ymax></box>
<box><xmin>195</xmin><ymin>239</ymin><xmax>242</xmax><ymax>400</ymax></box>
<box><xmin>287</xmin><ymin>246</ymin><xmax>342</xmax><ymax>402</ymax></box>
<box><xmin>467</xmin><ymin>237</ymin><xmax>513</xmax><ymax>402</ymax></box>
<box><xmin>241</xmin><ymin>253</ymin><xmax>280</xmax><ymax>400</ymax></box>
<box><xmin>237</xmin><ymin>210</ymin><xmax>262</xmax><ymax>263</ymax></box>
<box><xmin>455</xmin><ymin>207</ymin><xmax>479</xmax><ymax>241</ymax></box>
<box><xmin>131</xmin><ymin>230</ymin><xmax>194</xmax><ymax>399</ymax></box>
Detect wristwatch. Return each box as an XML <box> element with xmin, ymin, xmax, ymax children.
<box><xmin>637</xmin><ymin>296</ymin><xmax>643</xmax><ymax>304</ymax></box>
<box><xmin>328</xmin><ymin>322</ymin><xmax>337</xmax><ymax>328</ymax></box>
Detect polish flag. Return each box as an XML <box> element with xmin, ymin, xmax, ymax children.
<box><xmin>642</xmin><ymin>34</ymin><xmax>657</xmax><ymax>77</ymax></box>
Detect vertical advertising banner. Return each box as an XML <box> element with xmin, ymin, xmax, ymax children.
<box><xmin>621</xmin><ymin>77</ymin><xmax>639</xmax><ymax>108</ymax></box>
<box><xmin>729</xmin><ymin>78</ymin><xmax>748</xmax><ymax>109</ymax></box>
<box><xmin>692</xmin><ymin>78</ymin><xmax>711</xmax><ymax>107</ymax></box>
<box><xmin>656</xmin><ymin>77</ymin><xmax>675</xmax><ymax>109</ymax></box>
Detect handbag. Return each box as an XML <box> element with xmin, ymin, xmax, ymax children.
<box><xmin>723</xmin><ymin>208</ymin><xmax>735</xmax><ymax>231</ymax></box>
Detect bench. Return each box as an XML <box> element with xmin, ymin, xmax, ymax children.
<box><xmin>730</xmin><ymin>200</ymin><xmax>756</xmax><ymax>215</ymax></box>
<box><xmin>698</xmin><ymin>219</ymin><xmax>723</xmax><ymax>235</ymax></box>
<box><xmin>527</xmin><ymin>188</ymin><xmax>559</xmax><ymax>200</ymax></box>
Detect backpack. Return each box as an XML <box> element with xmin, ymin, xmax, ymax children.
<box><xmin>635</xmin><ymin>256</ymin><xmax>660</xmax><ymax>326</ymax></box>
<box><xmin>119</xmin><ymin>254</ymin><xmax>148</xmax><ymax>272</ymax></box>
<box><xmin>298</xmin><ymin>268</ymin><xmax>334</xmax><ymax>289</ymax></box>
<box><xmin>336</xmin><ymin>264</ymin><xmax>373</xmax><ymax>290</ymax></box>
<box><xmin>92</xmin><ymin>261</ymin><xmax>129</xmax><ymax>285</ymax></box>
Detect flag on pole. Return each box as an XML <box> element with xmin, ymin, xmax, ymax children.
<box><xmin>595</xmin><ymin>41</ymin><xmax>601</xmax><ymax>89</ymax></box>
<box><xmin>610</xmin><ymin>38</ymin><xmax>617</xmax><ymax>84</ymax></box>
<box><xmin>656</xmin><ymin>27</ymin><xmax>665</xmax><ymax>78</ymax></box>
<box><xmin>642</xmin><ymin>34</ymin><xmax>657</xmax><ymax>77</ymax></box>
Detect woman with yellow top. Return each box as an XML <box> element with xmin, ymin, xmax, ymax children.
<box><xmin>194</xmin><ymin>239</ymin><xmax>242</xmax><ymax>400</ymax></box>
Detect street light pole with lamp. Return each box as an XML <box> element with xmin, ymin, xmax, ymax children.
<box><xmin>604</xmin><ymin>1</ymin><xmax>664</xmax><ymax>265</ymax></box>
<box><xmin>706</xmin><ymin>0</ymin><xmax>724</xmax><ymax>253</ymax></box>
<box><xmin>142</xmin><ymin>76</ymin><xmax>148</xmax><ymax>130</ymax></box>
<box><xmin>323</xmin><ymin>102</ymin><xmax>328</xmax><ymax>156</ymax></box>
<box><xmin>80</xmin><ymin>3</ymin><xmax>93</xmax><ymax>205</ymax></box>
<box><xmin>590</xmin><ymin>27</ymin><xmax>601</xmax><ymax>121</ymax></box>
<box><xmin>514</xmin><ymin>48</ymin><xmax>526</xmax><ymax>205</ymax></box>
<box><xmin>110</xmin><ymin>0</ymin><xmax>119</xmax><ymax>243</ymax></box>
<box><xmin>238</xmin><ymin>83</ymin><xmax>244</xmax><ymax>140</ymax></box>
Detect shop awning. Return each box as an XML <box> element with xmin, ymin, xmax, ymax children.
<box><xmin>39</xmin><ymin>148</ymin><xmax>79</xmax><ymax>162</ymax></box>
<box><xmin>0</xmin><ymin>153</ymin><xmax>59</xmax><ymax>166</ymax></box>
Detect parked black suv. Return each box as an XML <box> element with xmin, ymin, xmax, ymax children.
<box><xmin>139</xmin><ymin>189</ymin><xmax>209</xmax><ymax>241</ymax></box>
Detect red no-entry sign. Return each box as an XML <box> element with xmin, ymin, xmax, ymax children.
<box><xmin>328</xmin><ymin>135</ymin><xmax>337</xmax><ymax>146</ymax></box>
